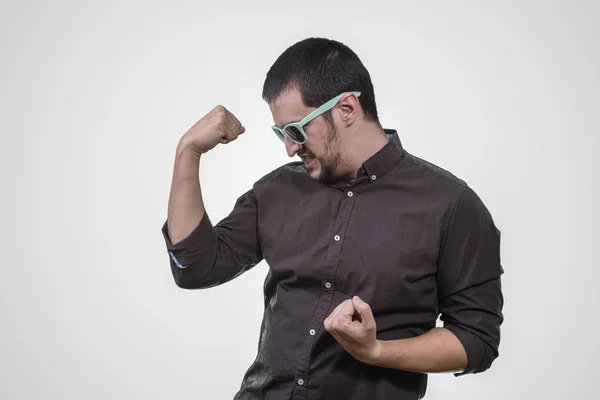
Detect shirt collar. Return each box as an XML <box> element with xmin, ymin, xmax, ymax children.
<box><xmin>361</xmin><ymin>129</ymin><xmax>404</xmax><ymax>183</ymax></box>
<box><xmin>326</xmin><ymin>129</ymin><xmax>404</xmax><ymax>189</ymax></box>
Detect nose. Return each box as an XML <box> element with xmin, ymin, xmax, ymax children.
<box><xmin>284</xmin><ymin>135</ymin><xmax>302</xmax><ymax>157</ymax></box>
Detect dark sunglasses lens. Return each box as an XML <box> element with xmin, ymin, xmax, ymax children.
<box><xmin>285</xmin><ymin>126</ymin><xmax>304</xmax><ymax>143</ymax></box>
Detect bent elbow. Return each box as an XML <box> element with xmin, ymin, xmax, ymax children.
<box><xmin>170</xmin><ymin>258</ymin><xmax>217</xmax><ymax>290</ymax></box>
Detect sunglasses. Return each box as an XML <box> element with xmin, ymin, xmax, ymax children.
<box><xmin>271</xmin><ymin>91</ymin><xmax>361</xmax><ymax>144</ymax></box>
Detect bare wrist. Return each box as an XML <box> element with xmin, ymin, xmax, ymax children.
<box><xmin>176</xmin><ymin>138</ymin><xmax>203</xmax><ymax>159</ymax></box>
<box><xmin>365</xmin><ymin>340</ymin><xmax>385</xmax><ymax>366</ymax></box>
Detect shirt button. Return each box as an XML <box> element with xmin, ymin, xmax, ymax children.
<box><xmin>298</xmin><ymin>379</ymin><xmax>304</xmax><ymax>386</ymax></box>
<box><xmin>309</xmin><ymin>329</ymin><xmax>316</xmax><ymax>336</ymax></box>
<box><xmin>334</xmin><ymin>235</ymin><xmax>340</xmax><ymax>241</ymax></box>
<box><xmin>371</xmin><ymin>175</ymin><xmax>377</xmax><ymax>180</ymax></box>
<box><xmin>325</xmin><ymin>282</ymin><xmax>332</xmax><ymax>289</ymax></box>
<box><xmin>347</xmin><ymin>191</ymin><xmax>353</xmax><ymax>197</ymax></box>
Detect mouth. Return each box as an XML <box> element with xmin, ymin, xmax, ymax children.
<box><xmin>301</xmin><ymin>155</ymin><xmax>316</xmax><ymax>169</ymax></box>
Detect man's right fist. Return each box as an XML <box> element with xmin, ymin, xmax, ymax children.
<box><xmin>179</xmin><ymin>105</ymin><xmax>246</xmax><ymax>155</ymax></box>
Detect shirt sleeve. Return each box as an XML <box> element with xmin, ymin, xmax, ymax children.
<box><xmin>161</xmin><ymin>188</ymin><xmax>263</xmax><ymax>289</ymax></box>
<box><xmin>436</xmin><ymin>185</ymin><xmax>504</xmax><ymax>376</ymax></box>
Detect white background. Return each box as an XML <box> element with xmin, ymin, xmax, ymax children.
<box><xmin>1</xmin><ymin>1</ymin><xmax>598</xmax><ymax>399</ymax></box>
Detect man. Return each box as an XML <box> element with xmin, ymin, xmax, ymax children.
<box><xmin>161</xmin><ymin>37</ymin><xmax>504</xmax><ymax>400</ymax></box>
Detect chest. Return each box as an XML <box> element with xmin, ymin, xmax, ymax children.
<box><xmin>258</xmin><ymin>183</ymin><xmax>446</xmax><ymax>302</ymax></box>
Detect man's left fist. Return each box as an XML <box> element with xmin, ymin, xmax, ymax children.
<box><xmin>323</xmin><ymin>295</ymin><xmax>381</xmax><ymax>364</ymax></box>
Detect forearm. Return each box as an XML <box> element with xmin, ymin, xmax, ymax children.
<box><xmin>167</xmin><ymin>141</ymin><xmax>205</xmax><ymax>245</ymax></box>
<box><xmin>369</xmin><ymin>327</ymin><xmax>467</xmax><ymax>373</ymax></box>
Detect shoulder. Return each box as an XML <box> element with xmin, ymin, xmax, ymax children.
<box><xmin>254</xmin><ymin>161</ymin><xmax>306</xmax><ymax>183</ymax></box>
<box><xmin>398</xmin><ymin>152</ymin><xmax>495</xmax><ymax>222</ymax></box>
<box><xmin>251</xmin><ymin>161</ymin><xmax>311</xmax><ymax>194</ymax></box>
<box><xmin>396</xmin><ymin>151</ymin><xmax>471</xmax><ymax>204</ymax></box>
<box><xmin>403</xmin><ymin>152</ymin><xmax>467</xmax><ymax>189</ymax></box>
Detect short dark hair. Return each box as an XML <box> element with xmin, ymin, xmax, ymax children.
<box><xmin>262</xmin><ymin>37</ymin><xmax>380</xmax><ymax>124</ymax></box>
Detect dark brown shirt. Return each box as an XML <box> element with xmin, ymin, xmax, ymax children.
<box><xmin>161</xmin><ymin>130</ymin><xmax>504</xmax><ymax>400</ymax></box>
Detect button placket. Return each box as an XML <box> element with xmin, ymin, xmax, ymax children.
<box><xmin>293</xmin><ymin>187</ymin><xmax>357</xmax><ymax>399</ymax></box>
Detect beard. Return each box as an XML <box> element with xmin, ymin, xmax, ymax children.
<box><xmin>315</xmin><ymin>124</ymin><xmax>344</xmax><ymax>184</ymax></box>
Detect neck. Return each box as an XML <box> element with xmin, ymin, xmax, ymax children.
<box><xmin>338</xmin><ymin>122</ymin><xmax>388</xmax><ymax>182</ymax></box>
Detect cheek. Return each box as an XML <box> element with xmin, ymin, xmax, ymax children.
<box><xmin>305</xmin><ymin>123</ymin><xmax>329</xmax><ymax>150</ymax></box>
<box><xmin>303</xmin><ymin>138</ymin><xmax>320</xmax><ymax>158</ymax></box>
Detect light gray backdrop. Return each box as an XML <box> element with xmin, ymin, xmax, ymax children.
<box><xmin>1</xmin><ymin>1</ymin><xmax>598</xmax><ymax>399</ymax></box>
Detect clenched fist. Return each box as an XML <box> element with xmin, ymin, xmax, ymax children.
<box><xmin>324</xmin><ymin>296</ymin><xmax>382</xmax><ymax>365</ymax></box>
<box><xmin>179</xmin><ymin>105</ymin><xmax>246</xmax><ymax>155</ymax></box>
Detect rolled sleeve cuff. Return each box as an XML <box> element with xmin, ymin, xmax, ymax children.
<box><xmin>168</xmin><ymin>251</ymin><xmax>187</xmax><ymax>269</ymax></box>
<box><xmin>161</xmin><ymin>212</ymin><xmax>217</xmax><ymax>268</ymax></box>
<box><xmin>445</xmin><ymin>324</ymin><xmax>497</xmax><ymax>376</ymax></box>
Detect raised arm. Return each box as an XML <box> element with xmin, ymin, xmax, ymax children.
<box><xmin>167</xmin><ymin>105</ymin><xmax>245</xmax><ymax>244</ymax></box>
<box><xmin>162</xmin><ymin>105</ymin><xmax>263</xmax><ymax>289</ymax></box>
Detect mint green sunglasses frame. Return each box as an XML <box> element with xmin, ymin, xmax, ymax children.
<box><xmin>271</xmin><ymin>91</ymin><xmax>361</xmax><ymax>144</ymax></box>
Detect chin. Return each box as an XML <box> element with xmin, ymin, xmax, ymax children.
<box><xmin>305</xmin><ymin>160</ymin><xmax>321</xmax><ymax>179</ymax></box>
<box><xmin>309</xmin><ymin>168</ymin><xmax>321</xmax><ymax>180</ymax></box>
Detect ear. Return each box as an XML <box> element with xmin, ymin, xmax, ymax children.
<box><xmin>337</xmin><ymin>92</ymin><xmax>361</xmax><ymax>127</ymax></box>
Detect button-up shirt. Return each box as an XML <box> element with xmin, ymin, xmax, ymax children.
<box><xmin>161</xmin><ymin>130</ymin><xmax>504</xmax><ymax>400</ymax></box>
